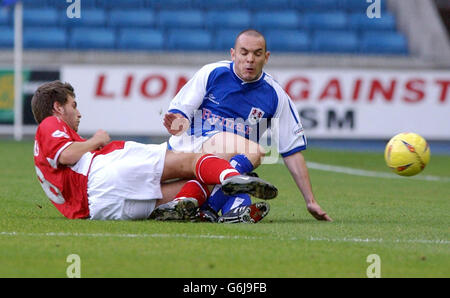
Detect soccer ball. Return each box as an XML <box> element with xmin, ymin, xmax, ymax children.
<box><xmin>384</xmin><ymin>132</ymin><xmax>430</xmax><ymax>176</ymax></box>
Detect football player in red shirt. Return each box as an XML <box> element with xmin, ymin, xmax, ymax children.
<box><xmin>31</xmin><ymin>81</ymin><xmax>276</xmax><ymax>221</ymax></box>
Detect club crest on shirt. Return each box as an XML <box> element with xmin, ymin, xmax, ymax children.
<box><xmin>247</xmin><ymin>107</ymin><xmax>265</xmax><ymax>125</ymax></box>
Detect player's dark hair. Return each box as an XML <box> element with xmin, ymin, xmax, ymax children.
<box><xmin>234</xmin><ymin>29</ymin><xmax>267</xmax><ymax>52</ymax></box>
<box><xmin>31</xmin><ymin>80</ymin><xmax>75</xmax><ymax>124</ymax></box>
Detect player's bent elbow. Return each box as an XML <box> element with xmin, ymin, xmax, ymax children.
<box><xmin>58</xmin><ymin>150</ymin><xmax>80</xmax><ymax>166</ymax></box>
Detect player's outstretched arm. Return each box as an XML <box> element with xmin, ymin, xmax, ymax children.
<box><xmin>58</xmin><ymin>129</ymin><xmax>111</xmax><ymax>166</ymax></box>
<box><xmin>282</xmin><ymin>151</ymin><xmax>332</xmax><ymax>222</ymax></box>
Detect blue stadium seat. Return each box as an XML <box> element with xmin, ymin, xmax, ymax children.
<box><xmin>0</xmin><ymin>26</ymin><xmax>13</xmax><ymax>48</ymax></box>
<box><xmin>294</xmin><ymin>0</ymin><xmax>339</xmax><ymax>11</ymax></box>
<box><xmin>348</xmin><ymin>12</ymin><xmax>396</xmax><ymax>31</ymax></box>
<box><xmin>21</xmin><ymin>0</ymin><xmax>49</xmax><ymax>8</ymax></box>
<box><xmin>0</xmin><ymin>9</ymin><xmax>9</xmax><ymax>26</ymax></box>
<box><xmin>108</xmin><ymin>10</ymin><xmax>155</xmax><ymax>27</ymax></box>
<box><xmin>244</xmin><ymin>0</ymin><xmax>291</xmax><ymax>10</ymax></box>
<box><xmin>167</xmin><ymin>29</ymin><xmax>212</xmax><ymax>51</ymax></box>
<box><xmin>312</xmin><ymin>30</ymin><xmax>359</xmax><ymax>53</ymax></box>
<box><xmin>117</xmin><ymin>28</ymin><xmax>164</xmax><ymax>50</ymax></box>
<box><xmin>360</xmin><ymin>31</ymin><xmax>408</xmax><ymax>54</ymax></box>
<box><xmin>192</xmin><ymin>0</ymin><xmax>242</xmax><ymax>10</ymax></box>
<box><xmin>70</xmin><ymin>27</ymin><xmax>115</xmax><ymax>49</ymax></box>
<box><xmin>214</xmin><ymin>29</ymin><xmax>241</xmax><ymax>50</ymax></box>
<box><xmin>266</xmin><ymin>30</ymin><xmax>310</xmax><ymax>52</ymax></box>
<box><xmin>253</xmin><ymin>11</ymin><xmax>300</xmax><ymax>30</ymax></box>
<box><xmin>23</xmin><ymin>8</ymin><xmax>59</xmax><ymax>26</ymax></box>
<box><xmin>158</xmin><ymin>10</ymin><xmax>204</xmax><ymax>29</ymax></box>
<box><xmin>304</xmin><ymin>12</ymin><xmax>348</xmax><ymax>30</ymax></box>
<box><xmin>341</xmin><ymin>0</ymin><xmax>387</xmax><ymax>12</ymax></box>
<box><xmin>45</xmin><ymin>0</ymin><xmax>97</xmax><ymax>8</ymax></box>
<box><xmin>205</xmin><ymin>10</ymin><xmax>251</xmax><ymax>29</ymax></box>
<box><xmin>24</xmin><ymin>27</ymin><xmax>67</xmax><ymax>49</ymax></box>
<box><xmin>97</xmin><ymin>0</ymin><xmax>147</xmax><ymax>9</ymax></box>
<box><xmin>61</xmin><ymin>9</ymin><xmax>106</xmax><ymax>27</ymax></box>
<box><xmin>151</xmin><ymin>0</ymin><xmax>192</xmax><ymax>10</ymax></box>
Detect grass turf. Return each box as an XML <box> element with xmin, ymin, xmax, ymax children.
<box><xmin>0</xmin><ymin>140</ymin><xmax>449</xmax><ymax>277</ymax></box>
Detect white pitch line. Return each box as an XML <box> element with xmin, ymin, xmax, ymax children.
<box><xmin>0</xmin><ymin>231</ymin><xmax>448</xmax><ymax>245</ymax></box>
<box><xmin>302</xmin><ymin>161</ymin><xmax>450</xmax><ymax>182</ymax></box>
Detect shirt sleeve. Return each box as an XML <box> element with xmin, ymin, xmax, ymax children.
<box><xmin>272</xmin><ymin>84</ymin><xmax>307</xmax><ymax>157</ymax></box>
<box><xmin>168</xmin><ymin>62</ymin><xmax>222</xmax><ymax>120</ymax></box>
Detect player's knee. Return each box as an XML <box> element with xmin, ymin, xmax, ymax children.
<box><xmin>247</xmin><ymin>145</ymin><xmax>265</xmax><ymax>168</ymax></box>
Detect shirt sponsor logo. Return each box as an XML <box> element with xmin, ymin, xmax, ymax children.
<box><xmin>202</xmin><ymin>108</ymin><xmax>253</xmax><ymax>136</ymax></box>
<box><xmin>293</xmin><ymin>124</ymin><xmax>304</xmax><ymax>136</ymax></box>
<box><xmin>52</xmin><ymin>130</ymin><xmax>70</xmax><ymax>139</ymax></box>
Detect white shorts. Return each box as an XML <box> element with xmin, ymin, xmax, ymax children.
<box><xmin>87</xmin><ymin>141</ymin><xmax>167</xmax><ymax>220</ymax></box>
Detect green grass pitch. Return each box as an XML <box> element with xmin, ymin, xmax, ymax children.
<box><xmin>0</xmin><ymin>140</ymin><xmax>449</xmax><ymax>277</ymax></box>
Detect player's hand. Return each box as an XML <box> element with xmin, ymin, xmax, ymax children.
<box><xmin>92</xmin><ymin>129</ymin><xmax>111</xmax><ymax>149</ymax></box>
<box><xmin>163</xmin><ymin>112</ymin><xmax>190</xmax><ymax>136</ymax></box>
<box><xmin>307</xmin><ymin>202</ymin><xmax>332</xmax><ymax>221</ymax></box>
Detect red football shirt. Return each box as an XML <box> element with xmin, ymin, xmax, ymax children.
<box><xmin>33</xmin><ymin>116</ymin><xmax>124</xmax><ymax>219</ymax></box>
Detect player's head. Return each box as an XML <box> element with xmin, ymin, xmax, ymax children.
<box><xmin>231</xmin><ymin>29</ymin><xmax>270</xmax><ymax>82</ymax></box>
<box><xmin>31</xmin><ymin>80</ymin><xmax>81</xmax><ymax>131</ymax></box>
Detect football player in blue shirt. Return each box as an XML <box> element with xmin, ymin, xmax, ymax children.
<box><xmin>164</xmin><ymin>29</ymin><xmax>332</xmax><ymax>223</ymax></box>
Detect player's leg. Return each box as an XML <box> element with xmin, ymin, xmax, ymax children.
<box><xmin>150</xmin><ymin>179</ymin><xmax>210</xmax><ymax>221</ymax></box>
<box><xmin>152</xmin><ymin>150</ymin><xmax>277</xmax><ymax>221</ymax></box>
<box><xmin>201</xmin><ymin>131</ymin><xmax>266</xmax><ymax>167</ymax></box>
<box><xmin>153</xmin><ymin>178</ymin><xmax>270</xmax><ymax>223</ymax></box>
<box><xmin>201</xmin><ymin>132</ymin><xmax>265</xmax><ymax>217</ymax></box>
<box><xmin>196</xmin><ymin>153</ymin><xmax>272</xmax><ymax>223</ymax></box>
<box><xmin>161</xmin><ymin>150</ymin><xmax>276</xmax><ymax>200</ymax></box>
<box><xmin>161</xmin><ymin>150</ymin><xmax>241</xmax><ymax>183</ymax></box>
<box><xmin>201</xmin><ymin>154</ymin><xmax>254</xmax><ymax>215</ymax></box>
<box><xmin>156</xmin><ymin>179</ymin><xmax>190</xmax><ymax>207</ymax></box>
<box><xmin>220</xmin><ymin>154</ymin><xmax>254</xmax><ymax>213</ymax></box>
<box><xmin>193</xmin><ymin>153</ymin><xmax>277</xmax><ymax>199</ymax></box>
<box><xmin>154</xmin><ymin>178</ymin><xmax>271</xmax><ymax>224</ymax></box>
<box><xmin>160</xmin><ymin>151</ymin><xmax>199</xmax><ymax>181</ymax></box>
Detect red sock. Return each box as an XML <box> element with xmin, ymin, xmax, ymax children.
<box><xmin>195</xmin><ymin>154</ymin><xmax>240</xmax><ymax>185</ymax></box>
<box><xmin>174</xmin><ymin>180</ymin><xmax>210</xmax><ymax>207</ymax></box>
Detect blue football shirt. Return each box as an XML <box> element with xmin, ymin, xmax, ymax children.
<box><xmin>168</xmin><ymin>61</ymin><xmax>306</xmax><ymax>157</ymax></box>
